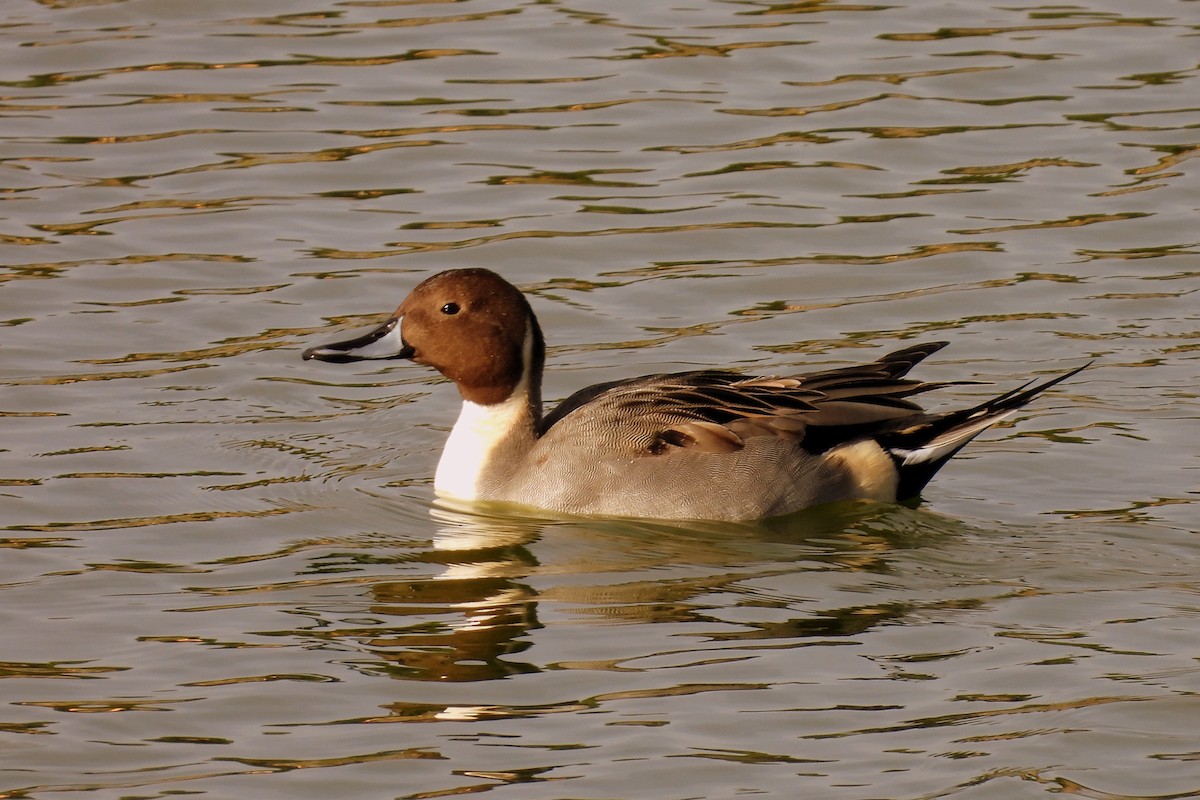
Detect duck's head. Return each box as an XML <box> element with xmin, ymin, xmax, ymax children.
<box><xmin>303</xmin><ymin>268</ymin><xmax>543</xmax><ymax>406</ymax></box>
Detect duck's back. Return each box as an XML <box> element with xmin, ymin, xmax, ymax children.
<box><xmin>504</xmin><ymin>369</ymin><xmax>905</xmax><ymax>520</ymax></box>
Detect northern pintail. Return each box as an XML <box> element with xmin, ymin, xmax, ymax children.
<box><xmin>303</xmin><ymin>268</ymin><xmax>1086</xmax><ymax>521</ymax></box>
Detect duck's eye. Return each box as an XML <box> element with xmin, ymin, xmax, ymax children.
<box><xmin>440</xmin><ymin>302</ymin><xmax>460</xmax><ymax>316</ymax></box>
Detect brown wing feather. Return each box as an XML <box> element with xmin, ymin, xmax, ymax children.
<box><xmin>591</xmin><ymin>342</ymin><xmax>957</xmax><ymax>456</ymax></box>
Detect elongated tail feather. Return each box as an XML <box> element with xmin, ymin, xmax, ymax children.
<box><xmin>881</xmin><ymin>361</ymin><xmax>1092</xmax><ymax>500</ymax></box>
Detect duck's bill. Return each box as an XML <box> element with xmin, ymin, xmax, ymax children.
<box><xmin>302</xmin><ymin>317</ymin><xmax>414</xmax><ymax>363</ymax></box>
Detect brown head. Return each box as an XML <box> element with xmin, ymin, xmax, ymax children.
<box><xmin>303</xmin><ymin>268</ymin><xmax>545</xmax><ymax>408</ymax></box>
<box><xmin>396</xmin><ymin>269</ymin><xmax>544</xmax><ymax>405</ymax></box>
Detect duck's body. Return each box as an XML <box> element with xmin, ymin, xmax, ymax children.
<box><xmin>304</xmin><ymin>268</ymin><xmax>1085</xmax><ymax>521</ymax></box>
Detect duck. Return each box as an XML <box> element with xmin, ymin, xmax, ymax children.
<box><xmin>303</xmin><ymin>268</ymin><xmax>1087</xmax><ymax>521</ymax></box>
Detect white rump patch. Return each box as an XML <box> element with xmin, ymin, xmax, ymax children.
<box><xmin>826</xmin><ymin>440</ymin><xmax>898</xmax><ymax>502</ymax></box>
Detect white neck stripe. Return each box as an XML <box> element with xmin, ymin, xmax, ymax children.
<box><xmin>433</xmin><ymin>324</ymin><xmax>535</xmax><ymax>501</ymax></box>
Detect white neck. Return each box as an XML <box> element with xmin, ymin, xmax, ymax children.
<box><xmin>433</xmin><ymin>327</ymin><xmax>537</xmax><ymax>502</ymax></box>
<box><xmin>434</xmin><ymin>391</ymin><xmax>533</xmax><ymax>501</ymax></box>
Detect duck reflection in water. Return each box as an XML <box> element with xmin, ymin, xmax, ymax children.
<box><xmin>361</xmin><ymin>507</ymin><xmax>542</xmax><ymax>684</ymax></box>
<box><xmin>350</xmin><ymin>499</ymin><xmax>967</xmax><ymax>702</ymax></box>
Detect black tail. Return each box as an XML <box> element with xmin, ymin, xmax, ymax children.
<box><xmin>879</xmin><ymin>361</ymin><xmax>1091</xmax><ymax>500</ymax></box>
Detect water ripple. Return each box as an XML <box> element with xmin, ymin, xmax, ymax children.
<box><xmin>1</xmin><ymin>0</ymin><xmax>1197</xmax><ymax>797</ymax></box>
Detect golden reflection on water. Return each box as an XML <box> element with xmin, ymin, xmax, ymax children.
<box><xmin>188</xmin><ymin>501</ymin><xmax>979</xmax><ymax>685</ymax></box>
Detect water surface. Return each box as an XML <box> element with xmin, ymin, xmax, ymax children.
<box><xmin>2</xmin><ymin>0</ymin><xmax>1198</xmax><ymax>798</ymax></box>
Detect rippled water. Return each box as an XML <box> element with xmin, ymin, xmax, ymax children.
<box><xmin>2</xmin><ymin>0</ymin><xmax>1198</xmax><ymax>798</ymax></box>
